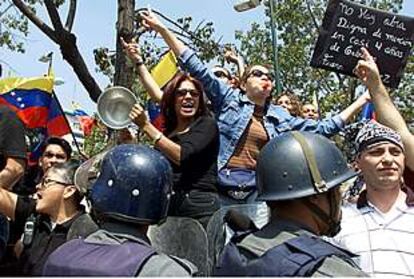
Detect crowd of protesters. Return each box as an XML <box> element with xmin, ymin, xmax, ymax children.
<box><xmin>0</xmin><ymin>8</ymin><xmax>412</xmax><ymax>277</ymax></box>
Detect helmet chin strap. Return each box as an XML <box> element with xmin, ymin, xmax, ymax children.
<box><xmin>303</xmin><ymin>190</ymin><xmax>341</xmax><ymax>237</ymax></box>
<box><xmin>291</xmin><ymin>132</ymin><xmax>341</xmax><ymax>237</ymax></box>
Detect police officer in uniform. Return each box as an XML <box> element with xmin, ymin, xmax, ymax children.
<box><xmin>214</xmin><ymin>131</ymin><xmax>366</xmax><ymax>276</ymax></box>
<box><xmin>43</xmin><ymin>144</ymin><xmax>197</xmax><ymax>276</ymax></box>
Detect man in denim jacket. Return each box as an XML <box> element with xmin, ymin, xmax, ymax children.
<box><xmin>139</xmin><ymin>10</ymin><xmax>369</xmax><ymax>206</ymax></box>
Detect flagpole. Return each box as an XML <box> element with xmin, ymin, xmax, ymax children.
<box><xmin>52</xmin><ymin>90</ymin><xmax>88</xmax><ymax>160</ymax></box>
<box><xmin>48</xmin><ymin>53</ymin><xmax>53</xmax><ymax>76</ymax></box>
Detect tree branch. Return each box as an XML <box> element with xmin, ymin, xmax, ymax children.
<box><xmin>65</xmin><ymin>0</ymin><xmax>77</xmax><ymax>32</ymax></box>
<box><xmin>11</xmin><ymin>0</ymin><xmax>58</xmax><ymax>43</ymax></box>
<box><xmin>14</xmin><ymin>0</ymin><xmax>101</xmax><ymax>102</ymax></box>
<box><xmin>61</xmin><ymin>40</ymin><xmax>102</xmax><ymax>102</ymax></box>
<box><xmin>44</xmin><ymin>0</ymin><xmax>65</xmax><ymax>33</ymax></box>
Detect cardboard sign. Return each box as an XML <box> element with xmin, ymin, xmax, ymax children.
<box><xmin>310</xmin><ymin>0</ymin><xmax>414</xmax><ymax>88</ymax></box>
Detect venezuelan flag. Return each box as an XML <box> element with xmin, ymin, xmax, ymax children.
<box><xmin>0</xmin><ymin>76</ymin><xmax>53</xmax><ymax>128</ymax></box>
<box><xmin>0</xmin><ymin>75</ymin><xmax>71</xmax><ymax>164</ymax></box>
<box><xmin>0</xmin><ymin>75</ymin><xmax>70</xmax><ymax>136</ymax></box>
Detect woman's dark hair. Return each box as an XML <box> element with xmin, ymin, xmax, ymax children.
<box><xmin>160</xmin><ymin>72</ymin><xmax>208</xmax><ymax>134</ymax></box>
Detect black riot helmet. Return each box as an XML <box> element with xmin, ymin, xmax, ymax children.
<box><xmin>90</xmin><ymin>144</ymin><xmax>173</xmax><ymax>225</ymax></box>
<box><xmin>256</xmin><ymin>131</ymin><xmax>356</xmax><ymax>201</ymax></box>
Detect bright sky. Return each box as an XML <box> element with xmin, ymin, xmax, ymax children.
<box><xmin>1</xmin><ymin>1</ymin><xmax>413</xmax><ymax>115</ymax></box>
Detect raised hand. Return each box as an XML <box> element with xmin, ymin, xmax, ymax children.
<box><xmin>353</xmin><ymin>47</ymin><xmax>381</xmax><ymax>88</ymax></box>
<box><xmin>120</xmin><ymin>37</ymin><xmax>143</xmax><ymax>64</ymax></box>
<box><xmin>139</xmin><ymin>10</ymin><xmax>166</xmax><ymax>33</ymax></box>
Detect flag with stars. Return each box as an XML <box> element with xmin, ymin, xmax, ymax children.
<box><xmin>0</xmin><ymin>75</ymin><xmax>71</xmax><ymax>164</ymax></box>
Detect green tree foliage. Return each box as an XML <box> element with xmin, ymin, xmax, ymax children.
<box><xmin>0</xmin><ymin>0</ymin><xmax>33</xmax><ymax>53</ymax></box>
<box><xmin>0</xmin><ymin>0</ymin><xmax>66</xmax><ymax>53</ymax></box>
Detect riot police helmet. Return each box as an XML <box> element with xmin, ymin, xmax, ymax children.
<box><xmin>256</xmin><ymin>131</ymin><xmax>355</xmax><ymax>201</ymax></box>
<box><xmin>90</xmin><ymin>144</ymin><xmax>173</xmax><ymax>224</ymax></box>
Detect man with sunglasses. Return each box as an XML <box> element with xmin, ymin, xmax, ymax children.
<box><xmin>0</xmin><ymin>161</ymin><xmax>97</xmax><ymax>275</ymax></box>
<box><xmin>1</xmin><ymin>137</ymin><xmax>73</xmax><ymax>273</ymax></box>
<box><xmin>139</xmin><ymin>10</ymin><xmax>369</xmax><ymax>208</ymax></box>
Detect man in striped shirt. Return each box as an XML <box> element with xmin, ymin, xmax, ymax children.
<box><xmin>332</xmin><ymin>121</ymin><xmax>414</xmax><ymax>277</ymax></box>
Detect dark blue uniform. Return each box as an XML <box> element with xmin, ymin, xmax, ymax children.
<box><xmin>43</xmin><ymin>224</ymin><xmax>196</xmax><ymax>277</ymax></box>
<box><xmin>214</xmin><ymin>219</ymin><xmax>366</xmax><ymax>277</ymax></box>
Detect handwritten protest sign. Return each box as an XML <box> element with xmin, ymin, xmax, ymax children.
<box><xmin>310</xmin><ymin>0</ymin><xmax>414</xmax><ymax>88</ymax></box>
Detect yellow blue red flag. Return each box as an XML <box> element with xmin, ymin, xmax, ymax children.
<box><xmin>0</xmin><ymin>75</ymin><xmax>71</xmax><ymax>164</ymax></box>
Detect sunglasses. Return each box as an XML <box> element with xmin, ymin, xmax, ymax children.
<box><xmin>214</xmin><ymin>71</ymin><xmax>230</xmax><ymax>79</ymax></box>
<box><xmin>176</xmin><ymin>89</ymin><xmax>200</xmax><ymax>98</ymax></box>
<box><xmin>248</xmin><ymin>69</ymin><xmax>272</xmax><ymax>80</ymax></box>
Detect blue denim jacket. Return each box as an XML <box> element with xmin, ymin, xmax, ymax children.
<box><xmin>178</xmin><ymin>49</ymin><xmax>344</xmax><ymax>170</ymax></box>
